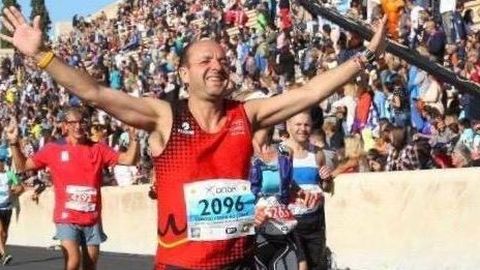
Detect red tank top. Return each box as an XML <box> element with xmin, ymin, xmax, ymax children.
<box><xmin>153</xmin><ymin>100</ymin><xmax>254</xmax><ymax>269</ymax></box>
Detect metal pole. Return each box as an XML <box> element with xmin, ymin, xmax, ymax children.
<box><xmin>296</xmin><ymin>0</ymin><xmax>480</xmax><ymax>97</ymax></box>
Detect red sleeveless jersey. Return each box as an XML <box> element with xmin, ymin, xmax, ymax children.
<box><xmin>153</xmin><ymin>100</ymin><xmax>254</xmax><ymax>269</ymax></box>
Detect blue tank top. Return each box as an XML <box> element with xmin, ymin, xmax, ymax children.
<box><xmin>260</xmin><ymin>160</ymin><xmax>281</xmax><ymax>195</ymax></box>
<box><xmin>250</xmin><ymin>147</ymin><xmax>293</xmax><ymax>204</ymax></box>
<box><xmin>289</xmin><ymin>148</ymin><xmax>322</xmax><ymax>216</ymax></box>
<box><xmin>292</xmin><ymin>151</ymin><xmax>319</xmax><ymax>186</ymax></box>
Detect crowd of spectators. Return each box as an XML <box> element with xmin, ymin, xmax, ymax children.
<box><xmin>0</xmin><ymin>0</ymin><xmax>480</xmax><ymax>190</ymax></box>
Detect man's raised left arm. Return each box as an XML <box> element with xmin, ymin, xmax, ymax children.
<box><xmin>244</xmin><ymin>16</ymin><xmax>387</xmax><ymax>131</ymax></box>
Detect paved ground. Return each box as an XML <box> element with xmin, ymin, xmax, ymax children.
<box><xmin>4</xmin><ymin>245</ymin><xmax>153</xmax><ymax>269</ymax></box>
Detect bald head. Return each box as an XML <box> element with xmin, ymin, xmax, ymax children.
<box><xmin>179</xmin><ymin>39</ymin><xmax>223</xmax><ymax>68</ymax></box>
<box><xmin>287</xmin><ymin>111</ymin><xmax>312</xmax><ymax>124</ymax></box>
<box><xmin>287</xmin><ymin>111</ymin><xmax>312</xmax><ymax>144</ymax></box>
<box><xmin>177</xmin><ymin>39</ymin><xmax>230</xmax><ymax>98</ymax></box>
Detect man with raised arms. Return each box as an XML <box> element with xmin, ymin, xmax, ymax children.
<box><xmin>0</xmin><ymin>7</ymin><xmax>386</xmax><ymax>269</ymax></box>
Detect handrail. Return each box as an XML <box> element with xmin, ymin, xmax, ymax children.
<box><xmin>296</xmin><ymin>0</ymin><xmax>480</xmax><ymax>98</ymax></box>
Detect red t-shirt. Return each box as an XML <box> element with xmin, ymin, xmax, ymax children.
<box><xmin>154</xmin><ymin>101</ymin><xmax>254</xmax><ymax>269</ymax></box>
<box><xmin>32</xmin><ymin>140</ymin><xmax>119</xmax><ymax>225</ymax></box>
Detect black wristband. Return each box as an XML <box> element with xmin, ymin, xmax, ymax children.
<box><xmin>9</xmin><ymin>142</ymin><xmax>19</xmax><ymax>147</ymax></box>
<box><xmin>363</xmin><ymin>48</ymin><xmax>376</xmax><ymax>64</ymax></box>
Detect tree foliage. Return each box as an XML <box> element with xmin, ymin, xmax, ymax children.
<box><xmin>30</xmin><ymin>0</ymin><xmax>51</xmax><ymax>41</ymax></box>
<box><xmin>1</xmin><ymin>0</ymin><xmax>20</xmax><ymax>48</ymax></box>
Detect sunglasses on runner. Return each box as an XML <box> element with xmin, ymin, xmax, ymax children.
<box><xmin>65</xmin><ymin>120</ymin><xmax>89</xmax><ymax>126</ymax></box>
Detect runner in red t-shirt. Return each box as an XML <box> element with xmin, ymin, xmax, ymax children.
<box><xmin>6</xmin><ymin>107</ymin><xmax>139</xmax><ymax>270</ymax></box>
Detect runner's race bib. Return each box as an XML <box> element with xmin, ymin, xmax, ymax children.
<box><xmin>65</xmin><ymin>185</ymin><xmax>98</xmax><ymax>212</ymax></box>
<box><xmin>288</xmin><ymin>184</ymin><xmax>322</xmax><ymax>216</ymax></box>
<box><xmin>257</xmin><ymin>196</ymin><xmax>297</xmax><ymax>235</ymax></box>
<box><xmin>184</xmin><ymin>179</ymin><xmax>256</xmax><ymax>241</ymax></box>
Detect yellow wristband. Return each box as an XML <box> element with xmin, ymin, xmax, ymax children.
<box><xmin>37</xmin><ymin>51</ymin><xmax>55</xmax><ymax>69</ymax></box>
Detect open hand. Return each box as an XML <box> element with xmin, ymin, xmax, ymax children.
<box><xmin>5</xmin><ymin>118</ymin><xmax>19</xmax><ymax>144</ymax></box>
<box><xmin>254</xmin><ymin>205</ymin><xmax>271</xmax><ymax>226</ymax></box>
<box><xmin>1</xmin><ymin>6</ymin><xmax>44</xmax><ymax>57</ymax></box>
<box><xmin>367</xmin><ymin>15</ymin><xmax>388</xmax><ymax>56</ymax></box>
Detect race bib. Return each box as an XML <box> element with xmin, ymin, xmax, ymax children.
<box><xmin>184</xmin><ymin>179</ymin><xmax>256</xmax><ymax>241</ymax></box>
<box><xmin>288</xmin><ymin>184</ymin><xmax>322</xmax><ymax>216</ymax></box>
<box><xmin>257</xmin><ymin>196</ymin><xmax>297</xmax><ymax>235</ymax></box>
<box><xmin>65</xmin><ymin>185</ymin><xmax>98</xmax><ymax>212</ymax></box>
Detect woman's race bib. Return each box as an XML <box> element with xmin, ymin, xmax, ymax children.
<box><xmin>184</xmin><ymin>179</ymin><xmax>256</xmax><ymax>241</ymax></box>
<box><xmin>257</xmin><ymin>196</ymin><xmax>297</xmax><ymax>235</ymax></box>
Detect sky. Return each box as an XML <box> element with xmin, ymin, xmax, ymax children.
<box><xmin>16</xmin><ymin>0</ymin><xmax>117</xmax><ymax>23</ymax></box>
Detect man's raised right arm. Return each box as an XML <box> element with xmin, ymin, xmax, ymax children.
<box><xmin>0</xmin><ymin>6</ymin><xmax>169</xmax><ymax>131</ymax></box>
<box><xmin>37</xmin><ymin>54</ymin><xmax>166</xmax><ymax>131</ymax></box>
<box><xmin>9</xmin><ymin>142</ymin><xmax>36</xmax><ymax>173</ymax></box>
<box><xmin>6</xmin><ymin>121</ymin><xmax>37</xmax><ymax>172</ymax></box>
